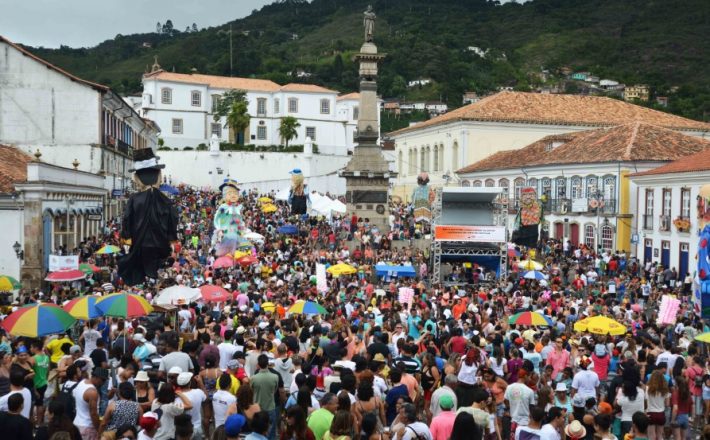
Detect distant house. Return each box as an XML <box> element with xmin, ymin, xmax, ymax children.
<box><xmin>497</xmin><ymin>86</ymin><xmax>514</xmax><ymax>92</ymax></box>
<box><xmin>599</xmin><ymin>79</ymin><xmax>619</xmax><ymax>89</ymax></box>
<box><xmin>585</xmin><ymin>75</ymin><xmax>600</xmax><ymax>84</ymax></box>
<box><xmin>656</xmin><ymin>96</ymin><xmax>669</xmax><ymax>107</ymax></box>
<box><xmin>624</xmin><ymin>84</ymin><xmax>650</xmax><ymax>102</ymax></box>
<box><xmin>399</xmin><ymin>103</ymin><xmax>415</xmax><ymax>111</ymax></box>
<box><xmin>407</xmin><ymin>78</ymin><xmax>432</xmax><ymax>88</ymax></box>
<box><xmin>466</xmin><ymin>46</ymin><xmax>488</xmax><ymax>57</ymax></box>
<box><xmin>291</xmin><ymin>33</ymin><xmax>299</xmax><ymax>40</ymax></box>
<box><xmin>462</xmin><ymin>91</ymin><xmax>480</xmax><ymax>104</ymax></box>
<box><xmin>571</xmin><ymin>72</ymin><xmax>589</xmax><ymax>81</ymax></box>
<box><xmin>383</xmin><ymin>100</ymin><xmax>400</xmax><ymax>112</ymax></box>
<box><xmin>426</xmin><ymin>102</ymin><xmax>448</xmax><ymax>115</ymax></box>
<box><xmin>142</xmin><ymin>42</ymin><xmax>152</xmax><ymax>48</ymax></box>
<box><xmin>412</xmin><ymin>102</ymin><xmax>427</xmax><ymax>111</ymax></box>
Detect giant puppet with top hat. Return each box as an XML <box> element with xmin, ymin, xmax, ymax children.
<box><xmin>288</xmin><ymin>168</ymin><xmax>309</xmax><ymax>215</ymax></box>
<box><xmin>212</xmin><ymin>178</ymin><xmax>247</xmax><ymax>257</ymax></box>
<box><xmin>118</xmin><ymin>149</ymin><xmax>178</xmax><ymax>285</ymax></box>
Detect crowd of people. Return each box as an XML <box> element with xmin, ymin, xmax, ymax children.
<box><xmin>2</xmin><ymin>184</ymin><xmax>710</xmax><ymax>440</ymax></box>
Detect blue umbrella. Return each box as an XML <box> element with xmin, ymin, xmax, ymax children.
<box><xmin>159</xmin><ymin>184</ymin><xmax>179</xmax><ymax>195</ymax></box>
<box><xmin>523</xmin><ymin>270</ymin><xmax>547</xmax><ymax>280</ymax></box>
<box><xmin>277</xmin><ymin>224</ymin><xmax>298</xmax><ymax>235</ymax></box>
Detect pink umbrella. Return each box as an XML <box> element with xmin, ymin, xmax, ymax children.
<box><xmin>45</xmin><ymin>270</ymin><xmax>87</xmax><ymax>282</ymax></box>
<box><xmin>200</xmin><ymin>285</ymin><xmax>230</xmax><ymax>302</ymax></box>
<box><xmin>213</xmin><ymin>256</ymin><xmax>235</xmax><ymax>269</ymax></box>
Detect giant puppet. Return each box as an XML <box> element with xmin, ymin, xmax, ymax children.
<box><xmin>512</xmin><ymin>187</ymin><xmax>543</xmax><ymax>248</ymax></box>
<box><xmin>212</xmin><ymin>178</ymin><xmax>247</xmax><ymax>257</ymax></box>
<box><xmin>288</xmin><ymin>168</ymin><xmax>309</xmax><ymax>215</ymax></box>
<box><xmin>118</xmin><ymin>149</ymin><xmax>178</xmax><ymax>285</ymax></box>
<box><xmin>695</xmin><ymin>184</ymin><xmax>710</xmax><ymax>318</ymax></box>
<box><xmin>411</xmin><ymin>172</ymin><xmax>434</xmax><ymax>223</ymax></box>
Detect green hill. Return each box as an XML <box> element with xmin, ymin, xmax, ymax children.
<box><xmin>26</xmin><ymin>0</ymin><xmax>710</xmax><ymax>121</ymax></box>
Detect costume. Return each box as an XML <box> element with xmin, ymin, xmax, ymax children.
<box><xmin>512</xmin><ymin>187</ymin><xmax>542</xmax><ymax>248</ymax></box>
<box><xmin>696</xmin><ymin>184</ymin><xmax>710</xmax><ymax>319</ymax></box>
<box><xmin>212</xmin><ymin>179</ymin><xmax>246</xmax><ymax>257</ymax></box>
<box><xmin>411</xmin><ymin>172</ymin><xmax>434</xmax><ymax>223</ymax></box>
<box><xmin>288</xmin><ymin>168</ymin><xmax>309</xmax><ymax>215</ymax></box>
<box><xmin>118</xmin><ymin>149</ymin><xmax>178</xmax><ymax>286</ymax></box>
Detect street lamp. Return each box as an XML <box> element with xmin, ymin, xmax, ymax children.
<box><xmin>589</xmin><ymin>190</ymin><xmax>605</xmax><ymax>252</ymax></box>
<box><xmin>12</xmin><ymin>241</ymin><xmax>23</xmax><ymax>260</ymax></box>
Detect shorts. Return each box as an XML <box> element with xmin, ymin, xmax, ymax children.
<box><xmin>34</xmin><ymin>385</ymin><xmax>47</xmax><ymax>407</ymax></box>
<box><xmin>674</xmin><ymin>413</ymin><xmax>689</xmax><ymax>429</ymax></box>
<box><xmin>647</xmin><ymin>411</ymin><xmax>665</xmax><ymax>425</ymax></box>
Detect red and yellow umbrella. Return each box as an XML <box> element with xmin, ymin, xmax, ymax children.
<box><xmin>2</xmin><ymin>303</ymin><xmax>77</xmax><ymax>337</ymax></box>
<box><xmin>508</xmin><ymin>311</ymin><xmax>553</xmax><ymax>326</ymax></box>
<box><xmin>95</xmin><ymin>292</ymin><xmax>153</xmax><ymax>318</ymax></box>
<box><xmin>0</xmin><ymin>275</ymin><xmax>21</xmax><ymax>291</ymax></box>
<box><xmin>63</xmin><ymin>295</ymin><xmax>103</xmax><ymax>320</ymax></box>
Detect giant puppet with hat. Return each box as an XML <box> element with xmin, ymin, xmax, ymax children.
<box><xmin>512</xmin><ymin>186</ymin><xmax>543</xmax><ymax>248</ymax></box>
<box><xmin>118</xmin><ymin>148</ymin><xmax>178</xmax><ymax>285</ymax></box>
<box><xmin>212</xmin><ymin>178</ymin><xmax>247</xmax><ymax>257</ymax></box>
<box><xmin>288</xmin><ymin>168</ymin><xmax>309</xmax><ymax>215</ymax></box>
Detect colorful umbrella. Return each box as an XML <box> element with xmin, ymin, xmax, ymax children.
<box><xmin>508</xmin><ymin>311</ymin><xmax>553</xmax><ymax>326</ymax></box>
<box><xmin>45</xmin><ymin>270</ymin><xmax>87</xmax><ymax>282</ymax></box>
<box><xmin>63</xmin><ymin>295</ymin><xmax>103</xmax><ymax>320</ymax></box>
<box><xmin>258</xmin><ymin>197</ymin><xmax>273</xmax><ymax>203</ymax></box>
<box><xmin>237</xmin><ymin>255</ymin><xmax>258</xmax><ymax>266</ymax></box>
<box><xmin>523</xmin><ymin>270</ymin><xmax>547</xmax><ymax>280</ymax></box>
<box><xmin>573</xmin><ymin>316</ymin><xmax>626</xmax><ymax>336</ymax></box>
<box><xmin>78</xmin><ymin>263</ymin><xmax>101</xmax><ymax>275</ymax></box>
<box><xmin>694</xmin><ymin>332</ymin><xmax>710</xmax><ymax>343</ymax></box>
<box><xmin>200</xmin><ymin>285</ymin><xmax>230</xmax><ymax>303</ymax></box>
<box><xmin>244</xmin><ymin>232</ymin><xmax>265</xmax><ymax>243</ymax></box>
<box><xmin>518</xmin><ymin>260</ymin><xmax>543</xmax><ymax>271</ymax></box>
<box><xmin>327</xmin><ymin>263</ymin><xmax>357</xmax><ymax>276</ymax></box>
<box><xmin>2</xmin><ymin>303</ymin><xmax>77</xmax><ymax>337</ymax></box>
<box><xmin>0</xmin><ymin>275</ymin><xmax>21</xmax><ymax>291</ymax></box>
<box><xmin>288</xmin><ymin>300</ymin><xmax>327</xmax><ymax>315</ymax></box>
<box><xmin>95</xmin><ymin>292</ymin><xmax>153</xmax><ymax>318</ymax></box>
<box><xmin>262</xmin><ymin>204</ymin><xmax>277</xmax><ymax>213</ymax></box>
<box><xmin>97</xmin><ymin>245</ymin><xmax>121</xmax><ymax>254</ymax></box>
<box><xmin>213</xmin><ymin>256</ymin><xmax>235</xmax><ymax>269</ymax></box>
<box><xmin>508</xmin><ymin>248</ymin><xmax>521</xmax><ymax>258</ymax></box>
<box><xmin>261</xmin><ymin>302</ymin><xmax>276</xmax><ymax>312</ymax></box>
<box><xmin>155</xmin><ymin>286</ymin><xmax>201</xmax><ymax>306</ymax></box>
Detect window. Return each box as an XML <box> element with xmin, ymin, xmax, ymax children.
<box><xmin>306</xmin><ymin>126</ymin><xmax>316</xmax><ymax>141</ymax></box>
<box><xmin>398</xmin><ymin>151</ymin><xmax>404</xmax><ymax>176</ymax></box>
<box><xmin>514</xmin><ymin>178</ymin><xmax>525</xmax><ymax>203</ymax></box>
<box><xmin>556</xmin><ymin>177</ymin><xmax>566</xmax><ymax>198</ymax></box>
<box><xmin>433</xmin><ymin>146</ymin><xmax>439</xmax><ymax>171</ymax></box>
<box><xmin>586</xmin><ymin>176</ymin><xmax>598</xmax><ymax>197</ymax></box>
<box><xmin>473</xmin><ymin>180</ymin><xmax>482</xmax><ymax>187</ymax></box>
<box><xmin>485</xmin><ymin>179</ymin><xmax>495</xmax><ymax>187</ymax></box>
<box><xmin>421</xmin><ymin>148</ymin><xmax>427</xmax><ymax>172</ymax></box>
<box><xmin>498</xmin><ymin>178</ymin><xmax>509</xmax><ymax>198</ymax></box>
<box><xmin>542</xmin><ymin>178</ymin><xmax>551</xmax><ymax>199</ymax></box>
<box><xmin>320</xmin><ymin>99</ymin><xmax>330</xmax><ymax>114</ymax></box>
<box><xmin>462</xmin><ymin>180</ymin><xmax>471</xmax><ymax>187</ymax></box>
<box><xmin>603</xmin><ymin>176</ymin><xmax>616</xmax><ymax>200</ymax></box>
<box><xmin>257</xmin><ymin>98</ymin><xmax>267</xmax><ymax>116</ymax></box>
<box><xmin>353</xmin><ymin>106</ymin><xmax>359</xmax><ymax>120</ymax></box>
<box><xmin>409</xmin><ymin>149</ymin><xmax>416</xmax><ymax>174</ymax></box>
<box><xmin>161</xmin><ymin>88</ymin><xmax>172</xmax><ymax>104</ymax></box>
<box><xmin>257</xmin><ymin>126</ymin><xmax>267</xmax><ymax>140</ymax></box>
<box><xmin>211</xmin><ymin>123</ymin><xmax>222</xmax><ymax>138</ymax></box>
<box><xmin>288</xmin><ymin>98</ymin><xmax>298</xmax><ymax>113</ymax></box>
<box><xmin>528</xmin><ymin>178</ymin><xmax>537</xmax><ymax>191</ymax></box>
<box><xmin>645</xmin><ymin>189</ymin><xmax>654</xmax><ymax>215</ymax></box>
<box><xmin>662</xmin><ymin>189</ymin><xmax>672</xmax><ymax>217</ymax></box>
<box><xmin>585</xmin><ymin>225</ymin><xmax>595</xmax><ymax>249</ymax></box>
<box><xmin>571</xmin><ymin>177</ymin><xmax>582</xmax><ymax>199</ymax></box>
<box><xmin>191</xmin><ymin>91</ymin><xmax>201</xmax><ymax>107</ymax></box>
<box><xmin>274</xmin><ymin>98</ymin><xmax>280</xmax><ymax>114</ymax></box>
<box><xmin>452</xmin><ymin>141</ymin><xmax>459</xmax><ymax>171</ymax></box>
<box><xmin>601</xmin><ymin>225</ymin><xmax>614</xmax><ymax>250</ymax></box>
<box><xmin>681</xmin><ymin>188</ymin><xmax>691</xmax><ymax>218</ymax></box>
<box><xmin>438</xmin><ymin>144</ymin><xmax>444</xmax><ymax>171</ymax></box>
<box><xmin>171</xmin><ymin>118</ymin><xmax>183</xmax><ymax>134</ymax></box>
<box><xmin>211</xmin><ymin>94</ymin><xmax>221</xmax><ymax>113</ymax></box>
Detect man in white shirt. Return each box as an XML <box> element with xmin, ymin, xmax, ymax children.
<box><xmin>0</xmin><ymin>371</ymin><xmax>33</xmax><ymax>419</ymax></box>
<box><xmin>212</xmin><ymin>374</ymin><xmax>236</xmax><ymax>428</ymax></box>
<box><xmin>505</xmin><ymin>370</ymin><xmax>536</xmax><ymax>429</ymax></box>
<box><xmin>79</xmin><ymin>319</ymin><xmax>102</xmax><ymax>354</ymax></box>
<box><xmin>179</xmin><ymin>372</ymin><xmax>207</xmax><ymax>439</ymax></box>
<box><xmin>217</xmin><ymin>330</ymin><xmax>238</xmax><ymax>371</ymax></box>
<box><xmin>515</xmin><ymin>405</ymin><xmax>544</xmax><ymax>440</ymax></box>
<box><xmin>655</xmin><ymin>341</ymin><xmax>678</xmax><ymax>370</ymax></box>
<box><xmin>571</xmin><ymin>357</ymin><xmax>599</xmax><ymax>400</ymax></box>
<box><xmin>394</xmin><ymin>403</ymin><xmax>433</xmax><ymax>440</ymax></box>
<box><xmin>539</xmin><ymin>407</ymin><xmax>564</xmax><ymax>440</ymax></box>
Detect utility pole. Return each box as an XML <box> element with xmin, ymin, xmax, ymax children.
<box><xmin>229</xmin><ymin>24</ymin><xmax>233</xmax><ymax>77</ymax></box>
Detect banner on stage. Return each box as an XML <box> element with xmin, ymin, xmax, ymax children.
<box><xmin>398</xmin><ymin>287</ymin><xmax>414</xmax><ymax>309</ymax></box>
<box><xmin>434</xmin><ymin>225</ymin><xmax>506</xmax><ymax>243</ymax></box>
<box><xmin>316</xmin><ymin>263</ymin><xmax>328</xmax><ymax>294</ymax></box>
<box><xmin>49</xmin><ymin>255</ymin><xmax>79</xmax><ymax>272</ymax></box>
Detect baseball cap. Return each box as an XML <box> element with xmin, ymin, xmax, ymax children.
<box><xmin>177</xmin><ymin>372</ymin><xmax>193</xmax><ymax>386</ymax></box>
<box><xmin>594</xmin><ymin>344</ymin><xmax>607</xmax><ymax>357</ymax></box>
<box><xmin>133</xmin><ymin>333</ymin><xmax>146</xmax><ymax>343</ymax></box>
<box><xmin>139</xmin><ymin>412</ymin><xmax>160</xmax><ymax>431</ymax></box>
<box><xmin>168</xmin><ymin>366</ymin><xmax>183</xmax><ymax>375</ymax></box>
<box><xmin>373</xmin><ymin>353</ymin><xmax>386</xmax><ymax>363</ymax></box>
<box><xmin>224</xmin><ymin>414</ymin><xmax>246</xmax><ymax>437</ymax></box>
<box><xmin>572</xmin><ymin>394</ymin><xmax>586</xmax><ymax>408</ymax></box>
<box><xmin>227</xmin><ymin>359</ymin><xmax>239</xmax><ymax>370</ymax></box>
<box><xmin>70</xmin><ymin>345</ymin><xmax>82</xmax><ymax>354</ymax></box>
<box><xmin>439</xmin><ymin>395</ymin><xmax>454</xmax><ymax>410</ymax></box>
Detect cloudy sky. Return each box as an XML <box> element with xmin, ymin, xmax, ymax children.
<box><xmin>0</xmin><ymin>0</ymin><xmax>276</xmax><ymax>48</ymax></box>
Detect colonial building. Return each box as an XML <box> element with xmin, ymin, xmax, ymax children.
<box><xmin>0</xmin><ymin>146</ymin><xmax>106</xmax><ymax>288</ymax></box>
<box><xmin>388</xmin><ymin>91</ymin><xmax>710</xmax><ymax>201</ymax></box>
<box><xmin>629</xmin><ymin>149</ymin><xmax>710</xmax><ymax>276</ymax></box>
<box><xmin>0</xmin><ymin>35</ymin><xmax>159</xmax><ymax>220</ymax></box>
<box><xmin>140</xmin><ymin>70</ymin><xmax>374</xmax><ymax>155</ymax></box>
<box><xmin>455</xmin><ymin>123</ymin><xmax>710</xmax><ymax>252</ymax></box>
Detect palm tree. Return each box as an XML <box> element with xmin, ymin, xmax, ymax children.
<box><xmin>225</xmin><ymin>100</ymin><xmax>250</xmax><ymax>145</ymax></box>
<box><xmin>279</xmin><ymin>116</ymin><xmax>301</xmax><ymax>148</ymax></box>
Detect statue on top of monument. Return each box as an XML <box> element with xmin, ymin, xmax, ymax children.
<box><xmin>364</xmin><ymin>5</ymin><xmax>376</xmax><ymax>42</ymax></box>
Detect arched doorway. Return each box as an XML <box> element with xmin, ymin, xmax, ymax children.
<box><xmin>570</xmin><ymin>223</ymin><xmax>580</xmax><ymax>246</ymax></box>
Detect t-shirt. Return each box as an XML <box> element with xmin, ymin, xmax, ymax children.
<box><xmin>515</xmin><ymin>426</ymin><xmax>541</xmax><ymax>440</ymax></box>
<box><xmin>396</xmin><ymin>422</ymin><xmax>433</xmax><ymax>440</ymax></box>
<box><xmin>539</xmin><ymin>424</ymin><xmax>561</xmax><ymax>440</ymax></box>
<box><xmin>571</xmin><ymin>370</ymin><xmax>600</xmax><ymax>399</ymax></box>
<box><xmin>386</xmin><ymin>384</ymin><xmax>409</xmax><ymax>424</ymax></box>
<box><xmin>47</xmin><ymin>336</ymin><xmax>73</xmax><ymax>364</ymax></box>
<box><xmin>212</xmin><ymin>389</ymin><xmax>236</xmax><ymax>427</ymax></box>
<box><xmin>184</xmin><ymin>388</ymin><xmax>207</xmax><ymax>426</ymax></box>
<box><xmin>32</xmin><ymin>354</ymin><xmax>50</xmax><ymax>388</ymax></box>
<box><xmin>429</xmin><ymin>411</ymin><xmax>457</xmax><ymax>440</ymax></box>
<box><xmin>307</xmin><ymin>408</ymin><xmax>334</xmax><ymax>440</ymax></box>
<box><xmin>90</xmin><ymin>348</ymin><xmax>108</xmax><ymax>369</ymax></box>
<box><xmin>523</xmin><ymin>352</ymin><xmax>543</xmax><ymax>373</ymax></box>
<box><xmin>158</xmin><ymin>351</ymin><xmax>193</xmax><ymax>373</ymax></box>
<box><xmin>82</xmin><ymin>329</ymin><xmax>102</xmax><ymax>354</ymax></box>
<box><xmin>617</xmin><ymin>387</ymin><xmax>645</xmax><ymax>421</ymax></box>
<box><xmin>0</xmin><ymin>412</ymin><xmax>32</xmax><ymax>440</ymax></box>
<box><xmin>0</xmin><ymin>388</ymin><xmax>33</xmax><ymax>419</ymax></box>
<box><xmin>217</xmin><ymin>342</ymin><xmax>238</xmax><ymax>370</ymax></box>
<box><xmin>504</xmin><ymin>382</ymin><xmax>535</xmax><ymax>425</ymax></box>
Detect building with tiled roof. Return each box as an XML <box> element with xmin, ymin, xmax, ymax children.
<box><xmin>628</xmin><ymin>149</ymin><xmax>710</xmax><ymax>280</ymax></box>
<box><xmin>389</xmin><ymin>91</ymin><xmax>710</xmax><ymax>200</ymax></box>
<box><xmin>141</xmin><ymin>69</ymin><xmax>367</xmax><ymax>155</ymax></box>
<box><xmin>455</xmin><ymin>123</ymin><xmax>710</xmax><ymax>254</ymax></box>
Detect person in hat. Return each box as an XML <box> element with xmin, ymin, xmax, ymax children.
<box><xmin>138</xmin><ymin>412</ymin><xmax>161</xmax><ymax>440</ymax></box>
<box><xmin>212</xmin><ymin>178</ymin><xmax>247</xmax><ymax>257</ymax></box>
<box><xmin>564</xmin><ymin>420</ymin><xmax>587</xmax><ymax>440</ymax></box>
<box><xmin>429</xmin><ymin>395</ymin><xmax>456</xmax><ymax>440</ymax></box>
<box><xmin>288</xmin><ymin>169</ymin><xmax>309</xmax><ymax>215</ymax></box>
<box><xmin>118</xmin><ymin>148</ymin><xmax>178</xmax><ymax>286</ymax></box>
<box><xmin>224</xmin><ymin>413</ymin><xmax>246</xmax><ymax>439</ymax></box>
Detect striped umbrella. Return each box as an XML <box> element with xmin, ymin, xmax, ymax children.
<box><xmin>45</xmin><ymin>270</ymin><xmax>87</xmax><ymax>282</ymax></box>
<box><xmin>0</xmin><ymin>275</ymin><xmax>21</xmax><ymax>291</ymax></box>
<box><xmin>96</xmin><ymin>292</ymin><xmax>153</xmax><ymax>318</ymax></box>
<box><xmin>96</xmin><ymin>245</ymin><xmax>121</xmax><ymax>254</ymax></box>
<box><xmin>508</xmin><ymin>311</ymin><xmax>553</xmax><ymax>326</ymax></box>
<box><xmin>523</xmin><ymin>270</ymin><xmax>547</xmax><ymax>280</ymax></box>
<box><xmin>63</xmin><ymin>295</ymin><xmax>103</xmax><ymax>320</ymax></box>
<box><xmin>287</xmin><ymin>300</ymin><xmax>327</xmax><ymax>315</ymax></box>
<box><xmin>2</xmin><ymin>303</ymin><xmax>76</xmax><ymax>337</ymax></box>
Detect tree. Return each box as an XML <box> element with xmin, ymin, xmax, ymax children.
<box><xmin>192</xmin><ymin>23</ymin><xmax>198</xmax><ymax>32</ymax></box>
<box><xmin>278</xmin><ymin>116</ymin><xmax>300</xmax><ymax>148</ymax></box>
<box><xmin>213</xmin><ymin>90</ymin><xmax>250</xmax><ymax>144</ymax></box>
<box><xmin>162</xmin><ymin>20</ymin><xmax>174</xmax><ymax>35</ymax></box>
<box><xmin>156</xmin><ymin>22</ymin><xmax>162</xmax><ymax>33</ymax></box>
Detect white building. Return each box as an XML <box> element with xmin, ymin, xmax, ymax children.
<box><xmin>407</xmin><ymin>78</ymin><xmax>432</xmax><ymax>88</ymax></box>
<box><xmin>629</xmin><ymin>149</ymin><xmax>710</xmax><ymax>276</ymax></box>
<box><xmin>455</xmin><ymin>123</ymin><xmax>710</xmax><ymax>253</ymax></box>
<box><xmin>0</xmin><ymin>35</ymin><xmax>160</xmax><ymax>220</ymax></box>
<box><xmin>388</xmin><ymin>91</ymin><xmax>710</xmax><ymax>202</ymax></box>
<box><xmin>140</xmin><ymin>70</ymin><xmax>372</xmax><ymax>156</ymax></box>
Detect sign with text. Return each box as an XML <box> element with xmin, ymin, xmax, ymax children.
<box><xmin>49</xmin><ymin>255</ymin><xmax>79</xmax><ymax>272</ymax></box>
<box><xmin>398</xmin><ymin>287</ymin><xmax>414</xmax><ymax>310</ymax></box>
<box><xmin>434</xmin><ymin>225</ymin><xmax>506</xmax><ymax>243</ymax></box>
<box><xmin>316</xmin><ymin>263</ymin><xmax>328</xmax><ymax>294</ymax></box>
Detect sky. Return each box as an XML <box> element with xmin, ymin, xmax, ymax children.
<box><xmin>0</xmin><ymin>0</ymin><xmax>276</xmax><ymax>48</ymax></box>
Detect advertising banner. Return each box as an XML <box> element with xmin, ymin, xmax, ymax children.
<box><xmin>434</xmin><ymin>225</ymin><xmax>506</xmax><ymax>243</ymax></box>
<box><xmin>48</xmin><ymin>255</ymin><xmax>79</xmax><ymax>272</ymax></box>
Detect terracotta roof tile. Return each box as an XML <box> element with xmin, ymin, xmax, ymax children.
<box><xmin>143</xmin><ymin>71</ymin><xmax>282</xmax><ymax>92</ymax></box>
<box><xmin>629</xmin><ymin>149</ymin><xmax>710</xmax><ymax>177</ymax></box>
<box><xmin>337</xmin><ymin>92</ymin><xmax>360</xmax><ymax>101</ymax></box>
<box><xmin>457</xmin><ymin>122</ymin><xmax>710</xmax><ymax>174</ymax></box>
<box><xmin>391</xmin><ymin>91</ymin><xmax>710</xmax><ymax>135</ymax></box>
<box><xmin>0</xmin><ymin>146</ymin><xmax>32</xmax><ymax>193</ymax></box>
<box><xmin>279</xmin><ymin>83</ymin><xmax>338</xmax><ymax>93</ymax></box>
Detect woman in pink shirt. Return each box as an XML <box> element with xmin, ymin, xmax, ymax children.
<box><xmin>546</xmin><ymin>337</ymin><xmax>570</xmax><ymax>380</ymax></box>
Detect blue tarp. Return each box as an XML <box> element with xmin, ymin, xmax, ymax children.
<box><xmin>159</xmin><ymin>184</ymin><xmax>179</xmax><ymax>195</ymax></box>
<box><xmin>375</xmin><ymin>264</ymin><xmax>417</xmax><ymax>279</ymax></box>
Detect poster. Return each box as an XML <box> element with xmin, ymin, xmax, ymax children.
<box><xmin>49</xmin><ymin>255</ymin><xmax>79</xmax><ymax>272</ymax></box>
<box><xmin>316</xmin><ymin>263</ymin><xmax>328</xmax><ymax>294</ymax></box>
<box><xmin>435</xmin><ymin>225</ymin><xmax>506</xmax><ymax>243</ymax></box>
<box><xmin>657</xmin><ymin>295</ymin><xmax>680</xmax><ymax>326</ymax></box>
<box><xmin>398</xmin><ymin>287</ymin><xmax>414</xmax><ymax>310</ymax></box>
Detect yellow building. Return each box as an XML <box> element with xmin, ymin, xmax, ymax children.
<box><xmin>624</xmin><ymin>84</ymin><xmax>650</xmax><ymax>102</ymax></box>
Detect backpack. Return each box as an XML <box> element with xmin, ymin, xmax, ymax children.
<box><xmin>55</xmin><ymin>381</ymin><xmax>80</xmax><ymax>421</ymax></box>
<box><xmin>407</xmin><ymin>425</ymin><xmax>428</xmax><ymax>440</ymax></box>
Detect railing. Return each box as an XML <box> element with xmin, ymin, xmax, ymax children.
<box><xmin>659</xmin><ymin>215</ymin><xmax>671</xmax><ymax>232</ymax></box>
<box><xmin>550</xmin><ymin>199</ymin><xmax>571</xmax><ymax>214</ymax></box>
<box><xmin>643</xmin><ymin>214</ymin><xmax>654</xmax><ymax>230</ymax></box>
<box><xmin>102</xmin><ymin>135</ymin><xmax>132</xmax><ymax>155</ymax></box>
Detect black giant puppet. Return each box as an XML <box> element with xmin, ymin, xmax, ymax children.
<box><xmin>118</xmin><ymin>149</ymin><xmax>178</xmax><ymax>285</ymax></box>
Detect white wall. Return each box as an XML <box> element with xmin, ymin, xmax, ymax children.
<box><xmin>159</xmin><ymin>150</ymin><xmax>350</xmax><ymax>194</ymax></box>
<box><xmin>0</xmin><ymin>208</ymin><xmax>23</xmax><ymax>279</ymax></box>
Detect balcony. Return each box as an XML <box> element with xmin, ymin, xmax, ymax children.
<box><xmin>659</xmin><ymin>215</ymin><xmax>671</xmax><ymax>232</ymax></box>
<box><xmin>550</xmin><ymin>199</ymin><xmax>571</xmax><ymax>214</ymax></box>
<box><xmin>643</xmin><ymin>214</ymin><xmax>654</xmax><ymax>230</ymax></box>
<box><xmin>102</xmin><ymin>135</ymin><xmax>132</xmax><ymax>155</ymax></box>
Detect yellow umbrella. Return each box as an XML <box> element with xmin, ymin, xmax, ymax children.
<box><xmin>573</xmin><ymin>316</ymin><xmax>626</xmax><ymax>336</ymax></box>
<box><xmin>258</xmin><ymin>197</ymin><xmax>273</xmax><ymax>203</ymax></box>
<box><xmin>261</xmin><ymin>204</ymin><xmax>277</xmax><ymax>213</ymax></box>
<box><xmin>327</xmin><ymin>263</ymin><xmax>357</xmax><ymax>276</ymax></box>
<box><xmin>261</xmin><ymin>302</ymin><xmax>276</xmax><ymax>312</ymax></box>
<box><xmin>235</xmin><ymin>250</ymin><xmax>250</xmax><ymax>259</ymax></box>
<box><xmin>694</xmin><ymin>332</ymin><xmax>710</xmax><ymax>343</ymax></box>
<box><xmin>518</xmin><ymin>260</ymin><xmax>543</xmax><ymax>271</ymax></box>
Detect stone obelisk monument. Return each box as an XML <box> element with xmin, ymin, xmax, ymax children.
<box><xmin>340</xmin><ymin>5</ymin><xmax>395</xmax><ymax>231</ymax></box>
